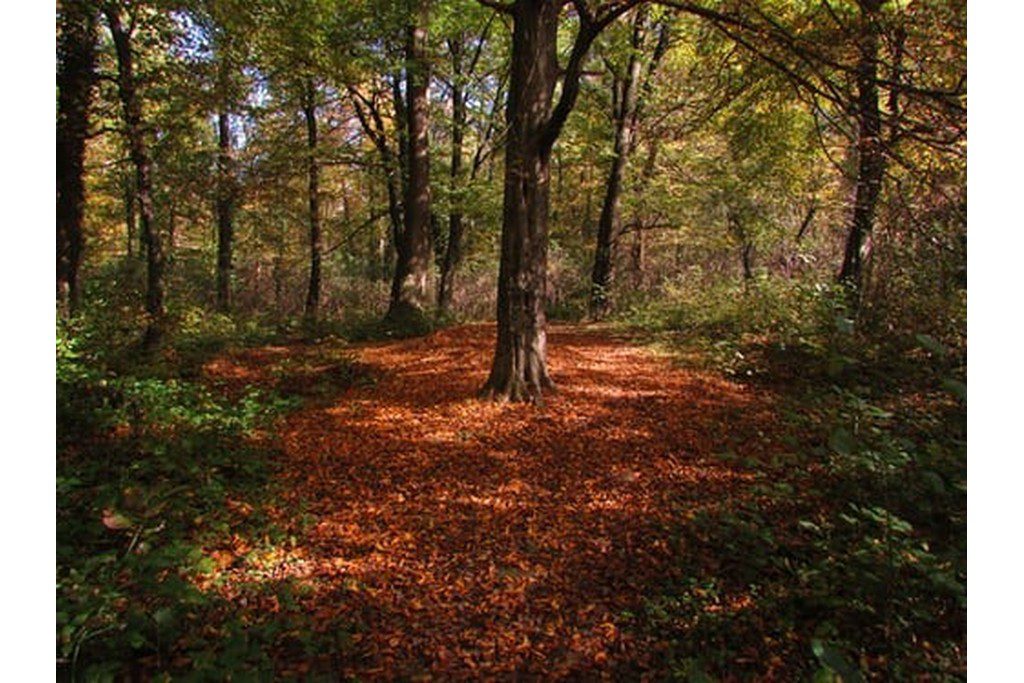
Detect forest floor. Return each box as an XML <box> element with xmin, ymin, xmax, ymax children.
<box><xmin>199</xmin><ymin>323</ymin><xmax>795</xmax><ymax>679</ymax></box>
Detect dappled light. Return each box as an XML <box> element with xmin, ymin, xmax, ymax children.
<box><xmin>200</xmin><ymin>324</ymin><xmax>774</xmax><ymax>677</ymax></box>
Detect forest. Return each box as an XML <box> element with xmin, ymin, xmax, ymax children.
<box><xmin>56</xmin><ymin>0</ymin><xmax>966</xmax><ymax>679</ymax></box>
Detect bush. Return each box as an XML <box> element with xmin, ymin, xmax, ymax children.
<box><xmin>57</xmin><ymin>321</ymin><xmax>311</xmax><ymax>679</ymax></box>
<box><xmin>626</xmin><ymin>287</ymin><xmax>966</xmax><ymax>679</ymax></box>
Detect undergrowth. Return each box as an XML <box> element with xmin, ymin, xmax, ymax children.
<box><xmin>617</xmin><ymin>276</ymin><xmax>967</xmax><ymax>681</ymax></box>
<box><xmin>56</xmin><ymin>309</ymin><xmax>352</xmax><ymax>680</ymax></box>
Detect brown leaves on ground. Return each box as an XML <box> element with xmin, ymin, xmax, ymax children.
<box><xmin>202</xmin><ymin>323</ymin><xmax>784</xmax><ymax>679</ymax></box>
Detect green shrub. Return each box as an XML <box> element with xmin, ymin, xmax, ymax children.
<box><xmin>57</xmin><ymin>320</ymin><xmax>311</xmax><ymax>679</ymax></box>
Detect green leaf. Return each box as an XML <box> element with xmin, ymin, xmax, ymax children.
<box><xmin>798</xmin><ymin>519</ymin><xmax>822</xmax><ymax>534</ymax></box>
<box><xmin>812</xmin><ymin>667</ymin><xmax>839</xmax><ymax>683</ymax></box>
<box><xmin>128</xmin><ymin>630</ymin><xmax>148</xmax><ymax>649</ymax></box>
<box><xmin>835</xmin><ymin>316</ymin><xmax>855</xmax><ymax>334</ymax></box>
<box><xmin>675</xmin><ymin>657</ymin><xmax>717</xmax><ymax>683</ymax></box>
<box><xmin>920</xmin><ymin>470</ymin><xmax>946</xmax><ymax>494</ymax></box>
<box><xmin>101</xmin><ymin>509</ymin><xmax>133</xmax><ymax>531</ymax></box>
<box><xmin>941</xmin><ymin>378</ymin><xmax>966</xmax><ymax>401</ymax></box>
<box><xmin>828</xmin><ymin>427</ymin><xmax>855</xmax><ymax>456</ymax></box>
<box><xmin>812</xmin><ymin>640</ymin><xmax>865</xmax><ymax>683</ymax></box>
<box><xmin>915</xmin><ymin>333</ymin><xmax>947</xmax><ymax>357</ymax></box>
<box><xmin>153</xmin><ymin>607</ymin><xmax>176</xmax><ymax>629</ymax></box>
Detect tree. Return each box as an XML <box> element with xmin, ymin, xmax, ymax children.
<box><xmin>245</xmin><ymin>0</ymin><xmax>350</xmax><ymax>320</ymax></box>
<box><xmin>386</xmin><ymin>0</ymin><xmax>433</xmax><ymax>322</ymax></box>
<box><xmin>215</xmin><ymin>82</ymin><xmax>235</xmax><ymax>312</ymax></box>
<box><xmin>57</xmin><ymin>0</ymin><xmax>99</xmax><ymax>314</ymax></box>
<box><xmin>347</xmin><ymin>79</ymin><xmax>405</xmax><ymax>284</ymax></box>
<box><xmin>302</xmin><ymin>80</ymin><xmax>322</xmax><ymax>320</ymax></box>
<box><xmin>105</xmin><ymin>2</ymin><xmax>166</xmax><ymax>350</ymax></box>
<box><xmin>201</xmin><ymin>2</ymin><xmax>249</xmax><ymax>314</ymax></box>
<box><xmin>838</xmin><ymin>0</ymin><xmax>884</xmax><ymax>295</ymax></box>
<box><xmin>479</xmin><ymin>0</ymin><xmax>640</xmax><ymax>402</ymax></box>
<box><xmin>588</xmin><ymin>7</ymin><xmax>669</xmax><ymax>319</ymax></box>
<box><xmin>660</xmin><ymin>0</ymin><xmax>964</xmax><ymax>304</ymax></box>
<box><xmin>435</xmin><ymin>3</ymin><xmax>500</xmax><ymax>313</ymax></box>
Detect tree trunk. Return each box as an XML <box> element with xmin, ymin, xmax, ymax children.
<box><xmin>839</xmin><ymin>0</ymin><xmax>885</xmax><ymax>297</ymax></box>
<box><xmin>741</xmin><ymin>242</ymin><xmax>754</xmax><ymax>281</ymax></box>
<box><xmin>273</xmin><ymin>227</ymin><xmax>285</xmax><ymax>309</ymax></box>
<box><xmin>382</xmin><ymin>155</ymin><xmax>403</xmax><ymax>281</ymax></box>
<box><xmin>482</xmin><ymin>0</ymin><xmax>563</xmax><ymax>402</ymax></box>
<box><xmin>625</xmin><ymin>130</ymin><xmax>661</xmax><ymax>287</ymax></box>
<box><xmin>589</xmin><ymin>10</ymin><xmax>648</xmax><ymax>319</ymax></box>
<box><xmin>215</xmin><ymin>106</ymin><xmax>234</xmax><ymax>312</ymax></box>
<box><xmin>107</xmin><ymin>6</ymin><xmax>165</xmax><ymax>351</ymax></box>
<box><xmin>483</xmin><ymin>0</ymin><xmax>635</xmax><ymax>401</ymax></box>
<box><xmin>727</xmin><ymin>212</ymin><xmax>754</xmax><ymax>281</ymax></box>
<box><xmin>168</xmin><ymin>201</ymin><xmax>177</xmax><ymax>250</ymax></box>
<box><xmin>57</xmin><ymin>1</ymin><xmax>97</xmax><ymax>314</ymax></box>
<box><xmin>438</xmin><ymin>36</ymin><xmax>466</xmax><ymax>313</ymax></box>
<box><xmin>631</xmin><ymin>228</ymin><xmax>644</xmax><ymax>287</ymax></box>
<box><xmin>302</xmin><ymin>83</ymin><xmax>322</xmax><ymax>320</ymax></box>
<box><xmin>387</xmin><ymin>3</ymin><xmax>433</xmax><ymax>321</ymax></box>
<box><xmin>123</xmin><ymin>172</ymin><xmax>137</xmax><ymax>258</ymax></box>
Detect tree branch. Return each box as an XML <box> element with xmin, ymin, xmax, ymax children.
<box><xmin>540</xmin><ymin>0</ymin><xmax>644</xmax><ymax>152</ymax></box>
<box><xmin>475</xmin><ymin>0</ymin><xmax>514</xmax><ymax>14</ymax></box>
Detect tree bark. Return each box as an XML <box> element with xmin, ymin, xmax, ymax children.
<box><xmin>106</xmin><ymin>5</ymin><xmax>165</xmax><ymax>351</ymax></box>
<box><xmin>481</xmin><ymin>0</ymin><xmax>562</xmax><ymax>402</ymax></box>
<box><xmin>629</xmin><ymin>137</ymin><xmax>660</xmax><ymax>287</ymax></box>
<box><xmin>438</xmin><ymin>37</ymin><xmax>466</xmax><ymax>313</ymax></box>
<box><xmin>215</xmin><ymin>107</ymin><xmax>234</xmax><ymax>312</ymax></box>
<box><xmin>123</xmin><ymin>171</ymin><xmax>137</xmax><ymax>258</ymax></box>
<box><xmin>741</xmin><ymin>242</ymin><xmax>754</xmax><ymax>281</ymax></box>
<box><xmin>589</xmin><ymin>9</ymin><xmax>668</xmax><ymax>319</ymax></box>
<box><xmin>302</xmin><ymin>82</ymin><xmax>322</xmax><ymax>320</ymax></box>
<box><xmin>589</xmin><ymin>10</ymin><xmax>647</xmax><ymax>319</ymax></box>
<box><xmin>57</xmin><ymin>0</ymin><xmax>97</xmax><ymax>314</ymax></box>
<box><xmin>728</xmin><ymin>211</ymin><xmax>754</xmax><ymax>281</ymax></box>
<box><xmin>482</xmin><ymin>0</ymin><xmax>637</xmax><ymax>402</ymax></box>
<box><xmin>839</xmin><ymin>0</ymin><xmax>885</xmax><ymax>297</ymax></box>
<box><xmin>387</xmin><ymin>2</ymin><xmax>433</xmax><ymax>321</ymax></box>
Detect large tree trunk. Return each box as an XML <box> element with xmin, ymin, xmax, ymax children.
<box><xmin>215</xmin><ymin>107</ymin><xmax>234</xmax><ymax>312</ymax></box>
<box><xmin>482</xmin><ymin>0</ymin><xmax>635</xmax><ymax>402</ymax></box>
<box><xmin>589</xmin><ymin>10</ymin><xmax>647</xmax><ymax>320</ymax></box>
<box><xmin>438</xmin><ymin>37</ymin><xmax>466</xmax><ymax>313</ymax></box>
<box><xmin>387</xmin><ymin>3</ymin><xmax>433</xmax><ymax>321</ymax></box>
<box><xmin>302</xmin><ymin>83</ymin><xmax>322</xmax><ymax>320</ymax></box>
<box><xmin>839</xmin><ymin>0</ymin><xmax>885</xmax><ymax>297</ymax></box>
<box><xmin>482</xmin><ymin>0</ymin><xmax>564</xmax><ymax>402</ymax></box>
<box><xmin>483</xmin><ymin>0</ymin><xmax>634</xmax><ymax>402</ymax></box>
<box><xmin>107</xmin><ymin>6</ymin><xmax>165</xmax><ymax>351</ymax></box>
<box><xmin>57</xmin><ymin>1</ymin><xmax>97</xmax><ymax>314</ymax></box>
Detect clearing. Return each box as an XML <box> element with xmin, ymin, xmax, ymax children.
<box><xmin>202</xmin><ymin>323</ymin><xmax>787</xmax><ymax>678</ymax></box>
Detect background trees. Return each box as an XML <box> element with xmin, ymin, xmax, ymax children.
<box><xmin>56</xmin><ymin>0</ymin><xmax>98</xmax><ymax>314</ymax></box>
<box><xmin>57</xmin><ymin>0</ymin><xmax>965</xmax><ymax>369</ymax></box>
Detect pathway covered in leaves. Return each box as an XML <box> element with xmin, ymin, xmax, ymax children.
<box><xmin>204</xmin><ymin>324</ymin><xmax>783</xmax><ymax>678</ymax></box>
